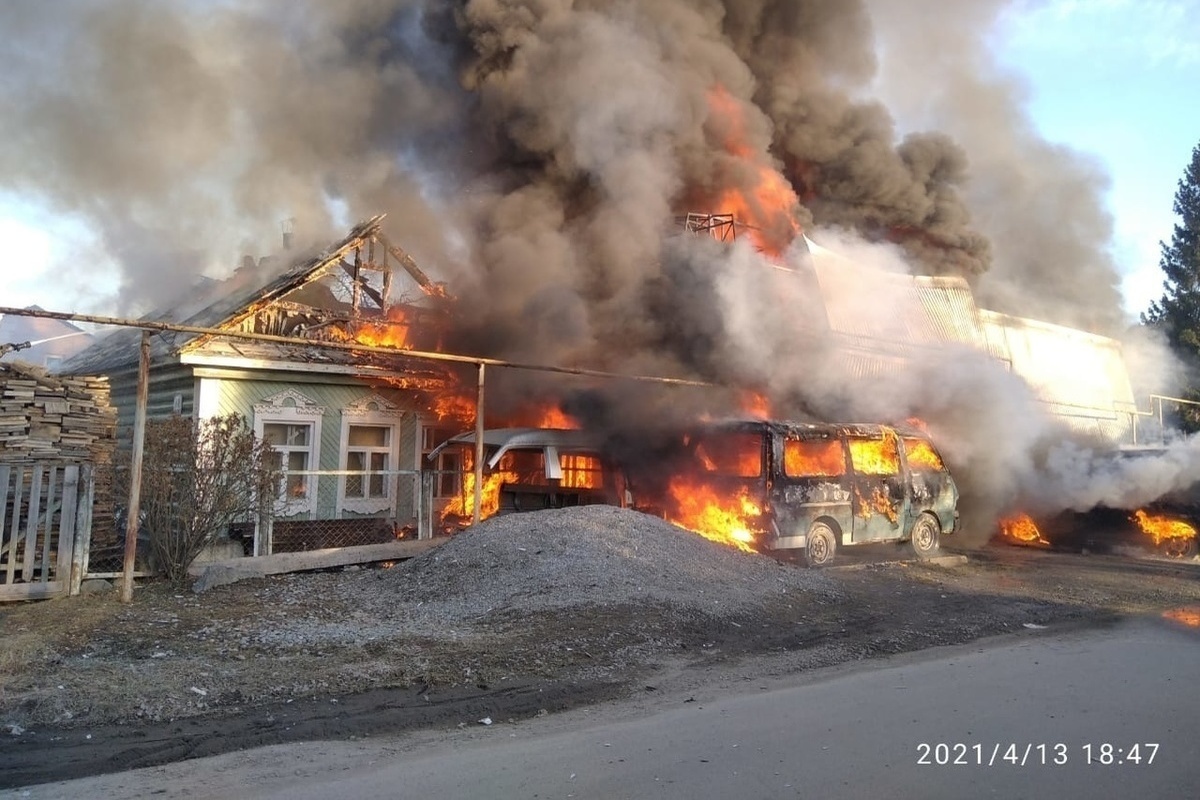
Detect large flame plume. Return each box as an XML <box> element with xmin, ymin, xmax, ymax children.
<box><xmin>664</xmin><ymin>478</ymin><xmax>761</xmax><ymax>553</ymax></box>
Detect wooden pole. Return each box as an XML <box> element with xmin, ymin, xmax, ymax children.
<box><xmin>121</xmin><ymin>331</ymin><xmax>150</xmax><ymax>603</ymax></box>
<box><xmin>472</xmin><ymin>363</ymin><xmax>486</xmax><ymax>525</ymax></box>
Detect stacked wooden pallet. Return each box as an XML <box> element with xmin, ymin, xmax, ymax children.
<box><xmin>0</xmin><ymin>362</ymin><xmax>117</xmax><ymax>464</ymax></box>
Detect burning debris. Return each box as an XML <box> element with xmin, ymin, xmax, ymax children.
<box><xmin>1131</xmin><ymin>510</ymin><xmax>1198</xmax><ymax>557</ymax></box>
<box><xmin>997</xmin><ymin>514</ymin><xmax>1050</xmax><ymax>548</ymax></box>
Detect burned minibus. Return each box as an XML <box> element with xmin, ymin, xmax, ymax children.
<box><xmin>637</xmin><ymin>420</ymin><xmax>959</xmax><ymax>566</ymax></box>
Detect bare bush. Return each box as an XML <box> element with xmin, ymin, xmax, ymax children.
<box><xmin>130</xmin><ymin>414</ymin><xmax>276</xmax><ymax>585</ymax></box>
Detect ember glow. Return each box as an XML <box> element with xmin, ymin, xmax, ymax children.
<box><xmin>1131</xmin><ymin>510</ymin><xmax>1197</xmax><ymax>547</ymax></box>
<box><xmin>998</xmin><ymin>513</ymin><xmax>1049</xmax><ymax>546</ymax></box>
<box><xmin>1163</xmin><ymin>607</ymin><xmax>1200</xmax><ymax>628</ymax></box>
<box><xmin>665</xmin><ymin>477</ymin><xmax>761</xmax><ymax>552</ymax></box>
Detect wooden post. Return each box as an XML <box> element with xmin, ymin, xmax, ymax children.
<box><xmin>472</xmin><ymin>363</ymin><xmax>486</xmax><ymax>525</ymax></box>
<box><xmin>121</xmin><ymin>331</ymin><xmax>150</xmax><ymax>603</ymax></box>
<box><xmin>418</xmin><ymin>470</ymin><xmax>434</xmax><ymax>540</ymax></box>
<box><xmin>56</xmin><ymin>467</ymin><xmax>78</xmax><ymax>586</ymax></box>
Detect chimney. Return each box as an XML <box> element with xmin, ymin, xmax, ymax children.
<box><xmin>281</xmin><ymin>217</ymin><xmax>295</xmax><ymax>250</ymax></box>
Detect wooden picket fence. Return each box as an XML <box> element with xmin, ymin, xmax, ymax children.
<box><xmin>0</xmin><ymin>463</ymin><xmax>93</xmax><ymax>602</ymax></box>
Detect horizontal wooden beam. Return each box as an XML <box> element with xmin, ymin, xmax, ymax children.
<box><xmin>188</xmin><ymin>538</ymin><xmax>444</xmax><ymax>593</ymax></box>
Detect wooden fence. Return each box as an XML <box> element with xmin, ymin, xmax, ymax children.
<box><xmin>0</xmin><ymin>463</ymin><xmax>93</xmax><ymax>602</ymax></box>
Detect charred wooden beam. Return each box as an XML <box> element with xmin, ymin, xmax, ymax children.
<box><xmin>379</xmin><ymin>233</ymin><xmax>449</xmax><ymax>300</ymax></box>
<box><xmin>338</xmin><ymin>259</ymin><xmax>386</xmax><ymax>309</ymax></box>
<box><xmin>351</xmin><ymin>247</ymin><xmax>362</xmax><ymax>315</ymax></box>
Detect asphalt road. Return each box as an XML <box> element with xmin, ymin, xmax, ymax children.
<box><xmin>10</xmin><ymin>613</ymin><xmax>1200</xmax><ymax>799</ymax></box>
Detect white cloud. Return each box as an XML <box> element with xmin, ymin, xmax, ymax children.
<box><xmin>1003</xmin><ymin>0</ymin><xmax>1200</xmax><ymax>67</ymax></box>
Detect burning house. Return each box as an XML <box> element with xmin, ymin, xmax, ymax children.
<box><xmin>57</xmin><ymin>216</ymin><xmax>476</xmax><ymax>552</ymax></box>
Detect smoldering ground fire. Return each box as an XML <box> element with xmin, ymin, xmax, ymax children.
<box><xmin>1</xmin><ymin>1</ymin><xmax>1194</xmax><ymax>551</ymax></box>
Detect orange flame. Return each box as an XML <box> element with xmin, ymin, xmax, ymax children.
<box><xmin>847</xmin><ymin>435</ymin><xmax>900</xmax><ymax>476</ymax></box>
<box><xmin>665</xmin><ymin>477</ymin><xmax>761</xmax><ymax>552</ymax></box>
<box><xmin>705</xmin><ymin>85</ymin><xmax>800</xmax><ymax>256</ymax></box>
<box><xmin>507</xmin><ymin>404</ymin><xmax>581</xmax><ymax>430</ymax></box>
<box><xmin>443</xmin><ymin>469</ymin><xmax>515</xmax><ymax>522</ymax></box>
<box><xmin>854</xmin><ymin>485</ymin><xmax>898</xmax><ymax>522</ymax></box>
<box><xmin>902</xmin><ymin>438</ymin><xmax>945</xmax><ymax>472</ymax></box>
<box><xmin>783</xmin><ymin>437</ymin><xmax>845</xmax><ymax>477</ymax></box>
<box><xmin>998</xmin><ymin>513</ymin><xmax>1049</xmax><ymax>546</ymax></box>
<box><xmin>740</xmin><ymin>391</ymin><xmax>772</xmax><ymax>420</ymax></box>
<box><xmin>1131</xmin><ymin>509</ymin><xmax>1197</xmax><ymax>546</ymax></box>
<box><xmin>560</xmin><ymin>453</ymin><xmax>603</xmax><ymax>489</ymax></box>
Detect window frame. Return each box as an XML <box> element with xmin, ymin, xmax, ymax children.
<box><xmin>339</xmin><ymin>395</ymin><xmax>405</xmax><ymax>516</ymax></box>
<box><xmin>253</xmin><ymin>389</ymin><xmax>326</xmax><ymax>517</ymax></box>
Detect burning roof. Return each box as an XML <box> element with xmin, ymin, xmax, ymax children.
<box><xmin>58</xmin><ymin>216</ymin><xmax>452</xmax><ymax>378</ymax></box>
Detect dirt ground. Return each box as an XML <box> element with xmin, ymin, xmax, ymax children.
<box><xmin>3</xmin><ymin>506</ymin><xmax>1200</xmax><ymax>790</ymax></box>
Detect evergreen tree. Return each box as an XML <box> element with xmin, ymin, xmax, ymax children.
<box><xmin>1144</xmin><ymin>140</ymin><xmax>1200</xmax><ymax>429</ymax></box>
<box><xmin>1145</xmin><ymin>141</ymin><xmax>1200</xmax><ymax>348</ymax></box>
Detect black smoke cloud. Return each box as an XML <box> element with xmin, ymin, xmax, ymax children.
<box><xmin>3</xmin><ymin>0</ymin><xmax>1060</xmax><ymax>337</ymax></box>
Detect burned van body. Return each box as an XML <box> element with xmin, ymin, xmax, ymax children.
<box><xmin>426</xmin><ymin>428</ymin><xmax>629</xmax><ymax>521</ymax></box>
<box><xmin>1017</xmin><ymin>445</ymin><xmax>1200</xmax><ymax>560</ymax></box>
<box><xmin>639</xmin><ymin>420</ymin><xmax>959</xmax><ymax>566</ymax></box>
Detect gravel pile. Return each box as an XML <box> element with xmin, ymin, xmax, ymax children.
<box><xmin>396</xmin><ymin>505</ymin><xmax>839</xmax><ymax>616</ymax></box>
<box><xmin>253</xmin><ymin>506</ymin><xmax>840</xmax><ymax>648</ymax></box>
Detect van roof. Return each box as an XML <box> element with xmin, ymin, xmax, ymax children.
<box><xmin>426</xmin><ymin>427</ymin><xmax>603</xmax><ymax>469</ymax></box>
<box><xmin>695</xmin><ymin>418</ymin><xmax>929</xmax><ymax>439</ymax></box>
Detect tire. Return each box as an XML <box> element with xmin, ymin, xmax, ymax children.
<box><xmin>804</xmin><ymin>521</ymin><xmax>837</xmax><ymax>568</ymax></box>
<box><xmin>910</xmin><ymin>512</ymin><xmax>941</xmax><ymax>560</ymax></box>
<box><xmin>1159</xmin><ymin>536</ymin><xmax>1198</xmax><ymax>560</ymax></box>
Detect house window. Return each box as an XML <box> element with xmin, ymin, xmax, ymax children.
<box><xmin>262</xmin><ymin>422</ymin><xmax>315</xmax><ymax>500</ymax></box>
<box><xmin>253</xmin><ymin>388</ymin><xmax>326</xmax><ymax>517</ymax></box>
<box><xmin>422</xmin><ymin>426</ymin><xmax>461</xmax><ymax>498</ymax></box>
<box><xmin>346</xmin><ymin>424</ymin><xmax>390</xmax><ymax>499</ymax></box>
<box><xmin>339</xmin><ymin>394</ymin><xmax>405</xmax><ymax>516</ymax></box>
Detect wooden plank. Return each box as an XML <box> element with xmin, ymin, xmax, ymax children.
<box><xmin>0</xmin><ymin>580</ymin><xmax>66</xmax><ymax>603</ymax></box>
<box><xmin>71</xmin><ymin>465</ymin><xmax>94</xmax><ymax>595</ymax></box>
<box><xmin>188</xmin><ymin>538</ymin><xmax>444</xmax><ymax>593</ymax></box>
<box><xmin>5</xmin><ymin>466</ymin><xmax>22</xmax><ymax>584</ymax></box>
<box><xmin>40</xmin><ymin>466</ymin><xmax>57</xmax><ymax>581</ymax></box>
<box><xmin>0</xmin><ymin>465</ymin><xmax>9</xmax><ymax>566</ymax></box>
<box><xmin>57</xmin><ymin>465</ymin><xmax>78</xmax><ymax>587</ymax></box>
<box><xmin>22</xmin><ymin>466</ymin><xmax>44</xmax><ymax>582</ymax></box>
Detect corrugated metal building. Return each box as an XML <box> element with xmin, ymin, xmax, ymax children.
<box><xmin>803</xmin><ymin>237</ymin><xmax>1138</xmax><ymax>443</ymax></box>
